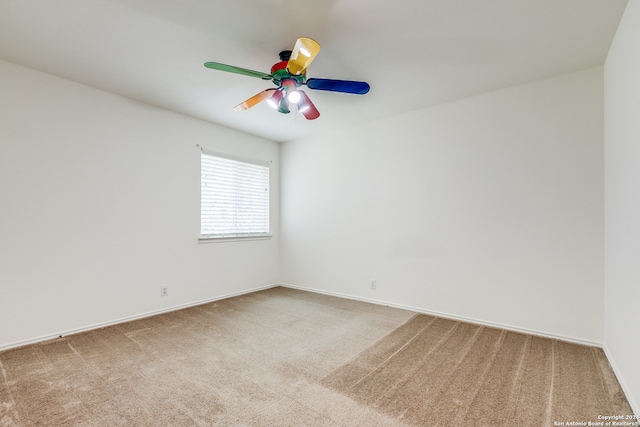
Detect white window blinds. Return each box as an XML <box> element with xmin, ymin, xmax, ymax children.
<box><xmin>200</xmin><ymin>151</ymin><xmax>270</xmax><ymax>239</ymax></box>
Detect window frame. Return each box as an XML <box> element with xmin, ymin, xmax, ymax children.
<box><xmin>199</xmin><ymin>149</ymin><xmax>271</xmax><ymax>243</ymax></box>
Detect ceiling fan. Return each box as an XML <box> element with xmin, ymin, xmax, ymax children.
<box><xmin>204</xmin><ymin>37</ymin><xmax>370</xmax><ymax>120</ymax></box>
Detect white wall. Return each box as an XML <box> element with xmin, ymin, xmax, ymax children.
<box><xmin>604</xmin><ymin>0</ymin><xmax>640</xmax><ymax>415</ymax></box>
<box><xmin>0</xmin><ymin>60</ymin><xmax>280</xmax><ymax>350</ymax></box>
<box><xmin>281</xmin><ymin>67</ymin><xmax>604</xmax><ymax>344</ymax></box>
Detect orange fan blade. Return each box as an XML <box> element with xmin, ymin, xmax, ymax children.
<box><xmin>287</xmin><ymin>37</ymin><xmax>321</xmax><ymax>76</ymax></box>
<box><xmin>234</xmin><ymin>89</ymin><xmax>276</xmax><ymax>111</ymax></box>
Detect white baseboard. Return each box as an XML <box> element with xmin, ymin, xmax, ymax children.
<box><xmin>2</xmin><ymin>282</ymin><xmax>602</xmax><ymax>352</ymax></box>
<box><xmin>602</xmin><ymin>344</ymin><xmax>640</xmax><ymax>416</ymax></box>
<box><xmin>279</xmin><ymin>283</ymin><xmax>603</xmax><ymax>348</ymax></box>
<box><xmin>0</xmin><ymin>283</ymin><xmax>280</xmax><ymax>352</ymax></box>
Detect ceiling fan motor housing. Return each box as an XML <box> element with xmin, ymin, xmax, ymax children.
<box><xmin>271</xmin><ymin>59</ymin><xmax>306</xmax><ymax>87</ymax></box>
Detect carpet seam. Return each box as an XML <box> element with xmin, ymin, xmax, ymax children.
<box><xmin>373</xmin><ymin>320</ymin><xmax>464</xmax><ymax>403</ymax></box>
<box><xmin>458</xmin><ymin>329</ymin><xmax>508</xmax><ymax>423</ymax></box>
<box><xmin>544</xmin><ymin>340</ymin><xmax>557</xmax><ymax>425</ymax></box>
<box><xmin>375</xmin><ymin>321</ymin><xmax>485</xmax><ymax>408</ymax></box>
<box><xmin>415</xmin><ymin>324</ymin><xmax>486</xmax><ymax>416</ymax></box>
<box><xmin>348</xmin><ymin>316</ymin><xmax>439</xmax><ymax>390</ymax></box>
<box><xmin>590</xmin><ymin>347</ymin><xmax>614</xmax><ymax>408</ymax></box>
<box><xmin>319</xmin><ymin>314</ymin><xmax>423</xmax><ymax>382</ymax></box>
<box><xmin>0</xmin><ymin>359</ymin><xmax>22</xmax><ymax>426</ymax></box>
<box><xmin>500</xmin><ymin>334</ymin><xmax>532</xmax><ymax>426</ymax></box>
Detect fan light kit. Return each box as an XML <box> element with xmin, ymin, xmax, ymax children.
<box><xmin>204</xmin><ymin>37</ymin><xmax>370</xmax><ymax>120</ymax></box>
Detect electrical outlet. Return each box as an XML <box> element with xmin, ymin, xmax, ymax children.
<box><xmin>160</xmin><ymin>286</ymin><xmax>168</xmax><ymax>297</ymax></box>
<box><xmin>371</xmin><ymin>279</ymin><xmax>377</xmax><ymax>289</ymax></box>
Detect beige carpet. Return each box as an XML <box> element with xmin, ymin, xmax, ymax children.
<box><xmin>0</xmin><ymin>287</ymin><xmax>633</xmax><ymax>426</ymax></box>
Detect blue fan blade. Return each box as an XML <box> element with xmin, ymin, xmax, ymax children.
<box><xmin>306</xmin><ymin>78</ymin><xmax>370</xmax><ymax>95</ymax></box>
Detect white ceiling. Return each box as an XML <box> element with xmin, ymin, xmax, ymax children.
<box><xmin>0</xmin><ymin>0</ymin><xmax>629</xmax><ymax>143</ymax></box>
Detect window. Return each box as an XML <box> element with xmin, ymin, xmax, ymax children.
<box><xmin>200</xmin><ymin>150</ymin><xmax>270</xmax><ymax>241</ymax></box>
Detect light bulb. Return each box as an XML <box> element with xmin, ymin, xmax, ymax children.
<box><xmin>288</xmin><ymin>91</ymin><xmax>301</xmax><ymax>104</ymax></box>
<box><xmin>300</xmin><ymin>47</ymin><xmax>311</xmax><ymax>57</ymax></box>
<box><xmin>267</xmin><ymin>98</ymin><xmax>278</xmax><ymax>109</ymax></box>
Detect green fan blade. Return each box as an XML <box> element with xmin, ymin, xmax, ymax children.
<box><xmin>204</xmin><ymin>62</ymin><xmax>272</xmax><ymax>79</ymax></box>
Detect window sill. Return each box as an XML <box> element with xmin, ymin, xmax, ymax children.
<box><xmin>198</xmin><ymin>235</ymin><xmax>272</xmax><ymax>244</ymax></box>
